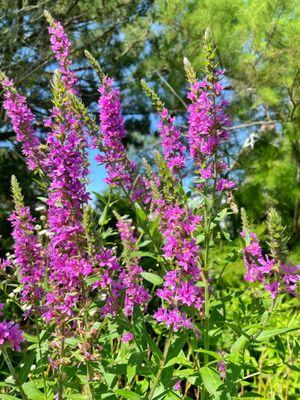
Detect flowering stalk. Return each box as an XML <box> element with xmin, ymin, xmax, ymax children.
<box><xmin>0</xmin><ymin>71</ymin><xmax>44</xmax><ymax>171</ymax></box>
<box><xmin>1</xmin><ymin>346</ymin><xmax>27</xmax><ymax>400</ymax></box>
<box><xmin>43</xmin><ymin>71</ymin><xmax>91</xmax><ymax>322</ymax></box>
<box><xmin>148</xmin><ymin>332</ymin><xmax>173</xmax><ymax>400</ymax></box>
<box><xmin>85</xmin><ymin>50</ymin><xmax>148</xmax><ymax>203</ymax></box>
<box><xmin>9</xmin><ymin>176</ymin><xmax>45</xmax><ymax>315</ymax></box>
<box><xmin>45</xmin><ymin>10</ymin><xmax>78</xmax><ymax>94</ymax></box>
<box><xmin>184</xmin><ymin>30</ymin><xmax>235</xmax><ymax>398</ymax></box>
<box><xmin>141</xmin><ymin>80</ymin><xmax>186</xmax><ymax>176</ymax></box>
<box><xmin>241</xmin><ymin>208</ymin><xmax>300</xmax><ymax>299</ymax></box>
<box><xmin>116</xmin><ymin>217</ymin><xmax>150</xmax><ymax>316</ymax></box>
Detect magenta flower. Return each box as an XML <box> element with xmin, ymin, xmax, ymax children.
<box><xmin>48</xmin><ymin>19</ymin><xmax>78</xmax><ymax>93</ymax></box>
<box><xmin>96</xmin><ymin>77</ymin><xmax>134</xmax><ymax>189</ymax></box>
<box><xmin>242</xmin><ymin>232</ymin><xmax>275</xmax><ymax>284</ymax></box>
<box><xmin>154</xmin><ymin>307</ymin><xmax>193</xmax><ymax>332</ymax></box>
<box><xmin>241</xmin><ymin>231</ymin><xmax>300</xmax><ymax>298</ymax></box>
<box><xmin>96</xmin><ymin>76</ymin><xmax>148</xmax><ymax>202</ymax></box>
<box><xmin>122</xmin><ymin>331</ymin><xmax>134</xmax><ymax>343</ymax></box>
<box><xmin>154</xmin><ymin>204</ymin><xmax>203</xmax><ymax>331</ymax></box>
<box><xmin>158</xmin><ymin>107</ymin><xmax>186</xmax><ymax>174</ymax></box>
<box><xmin>173</xmin><ymin>379</ymin><xmax>182</xmax><ymax>391</ymax></box>
<box><xmin>117</xmin><ymin>218</ymin><xmax>150</xmax><ymax>316</ymax></box>
<box><xmin>187</xmin><ymin>70</ymin><xmax>235</xmax><ymax>191</ymax></box>
<box><xmin>217</xmin><ymin>356</ymin><xmax>227</xmax><ymax>379</ymax></box>
<box><xmin>93</xmin><ymin>247</ymin><xmax>124</xmax><ymax>318</ymax></box>
<box><xmin>9</xmin><ymin>206</ymin><xmax>45</xmax><ymax>311</ymax></box>
<box><xmin>43</xmin><ymin>80</ymin><xmax>91</xmax><ymax>321</ymax></box>
<box><xmin>0</xmin><ymin>320</ymin><xmax>24</xmax><ymax>352</ymax></box>
<box><xmin>1</xmin><ymin>77</ymin><xmax>43</xmax><ymax>170</ymax></box>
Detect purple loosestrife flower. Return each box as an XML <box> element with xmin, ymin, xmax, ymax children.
<box><xmin>158</xmin><ymin>108</ymin><xmax>186</xmax><ymax>174</ymax></box>
<box><xmin>173</xmin><ymin>380</ymin><xmax>182</xmax><ymax>391</ymax></box>
<box><xmin>217</xmin><ymin>356</ymin><xmax>227</xmax><ymax>379</ymax></box>
<box><xmin>241</xmin><ymin>232</ymin><xmax>300</xmax><ymax>298</ymax></box>
<box><xmin>1</xmin><ymin>77</ymin><xmax>43</xmax><ymax>170</ymax></box>
<box><xmin>43</xmin><ymin>76</ymin><xmax>91</xmax><ymax>321</ymax></box>
<box><xmin>122</xmin><ymin>331</ymin><xmax>134</xmax><ymax>343</ymax></box>
<box><xmin>9</xmin><ymin>207</ymin><xmax>45</xmax><ymax>312</ymax></box>
<box><xmin>187</xmin><ymin>71</ymin><xmax>235</xmax><ymax>191</ymax></box>
<box><xmin>154</xmin><ymin>204</ymin><xmax>204</xmax><ymax>331</ymax></box>
<box><xmin>242</xmin><ymin>232</ymin><xmax>274</xmax><ymax>284</ymax></box>
<box><xmin>97</xmin><ymin>77</ymin><xmax>132</xmax><ymax>189</ymax></box>
<box><xmin>96</xmin><ymin>76</ymin><xmax>147</xmax><ymax>201</ymax></box>
<box><xmin>117</xmin><ymin>218</ymin><xmax>150</xmax><ymax>316</ymax></box>
<box><xmin>0</xmin><ymin>320</ymin><xmax>24</xmax><ymax>352</ymax></box>
<box><xmin>281</xmin><ymin>263</ymin><xmax>300</xmax><ymax>295</ymax></box>
<box><xmin>47</xmin><ymin>18</ymin><xmax>78</xmax><ymax>94</ymax></box>
<box><xmin>93</xmin><ymin>247</ymin><xmax>124</xmax><ymax>317</ymax></box>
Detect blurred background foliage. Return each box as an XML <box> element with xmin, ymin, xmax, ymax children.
<box><xmin>0</xmin><ymin>0</ymin><xmax>299</xmax><ymax>257</ymax></box>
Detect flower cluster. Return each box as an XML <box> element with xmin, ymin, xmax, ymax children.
<box><xmin>96</xmin><ymin>77</ymin><xmax>135</xmax><ymax>189</ymax></box>
<box><xmin>242</xmin><ymin>232</ymin><xmax>300</xmax><ymax>298</ymax></box>
<box><xmin>0</xmin><ymin>320</ymin><xmax>24</xmax><ymax>352</ymax></box>
<box><xmin>117</xmin><ymin>218</ymin><xmax>150</xmax><ymax>316</ymax></box>
<box><xmin>93</xmin><ymin>247</ymin><xmax>123</xmax><ymax>317</ymax></box>
<box><xmin>158</xmin><ymin>108</ymin><xmax>186</xmax><ymax>174</ymax></box>
<box><xmin>42</xmin><ymin>69</ymin><xmax>90</xmax><ymax>321</ymax></box>
<box><xmin>47</xmin><ymin>16</ymin><xmax>78</xmax><ymax>93</ymax></box>
<box><xmin>0</xmin><ymin>77</ymin><xmax>42</xmax><ymax>170</ymax></box>
<box><xmin>187</xmin><ymin>72</ymin><xmax>235</xmax><ymax>192</ymax></box>
<box><xmin>96</xmin><ymin>76</ymin><xmax>147</xmax><ymax>202</ymax></box>
<box><xmin>9</xmin><ymin>206</ymin><xmax>45</xmax><ymax>312</ymax></box>
<box><xmin>154</xmin><ymin>205</ymin><xmax>204</xmax><ymax>331</ymax></box>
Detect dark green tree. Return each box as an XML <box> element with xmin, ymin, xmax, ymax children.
<box><xmin>135</xmin><ymin>0</ymin><xmax>300</xmax><ymax>240</ymax></box>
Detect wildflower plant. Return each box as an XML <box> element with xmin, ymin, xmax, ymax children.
<box><xmin>0</xmin><ymin>13</ymin><xmax>299</xmax><ymax>400</ymax></box>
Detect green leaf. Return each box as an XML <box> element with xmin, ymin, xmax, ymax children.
<box><xmin>36</xmin><ymin>196</ymin><xmax>48</xmax><ymax>203</ymax></box>
<box><xmin>23</xmin><ymin>381</ymin><xmax>45</xmax><ymax>400</ymax></box>
<box><xmin>131</xmin><ymin>251</ymin><xmax>157</xmax><ymax>260</ymax></box>
<box><xmin>134</xmin><ymin>203</ymin><xmax>148</xmax><ymax>227</ymax></box>
<box><xmin>144</xmin><ymin>332</ymin><xmax>162</xmax><ymax>364</ymax></box>
<box><xmin>230</xmin><ymin>328</ymin><xmax>256</xmax><ymax>353</ymax></box>
<box><xmin>114</xmin><ymin>389</ymin><xmax>140</xmax><ymax>399</ymax></box>
<box><xmin>199</xmin><ymin>366</ymin><xmax>222</xmax><ymax>395</ymax></box>
<box><xmin>140</xmin><ymin>272</ymin><xmax>163</xmax><ymax>286</ymax></box>
<box><xmin>166</xmin><ymin>334</ymin><xmax>187</xmax><ymax>364</ymax></box>
<box><xmin>19</xmin><ymin>352</ymin><xmax>36</xmax><ymax>384</ymax></box>
<box><xmin>194</xmin><ymin>349</ymin><xmax>222</xmax><ymax>360</ymax></box>
<box><xmin>127</xmin><ymin>351</ymin><xmax>147</xmax><ymax>383</ymax></box>
<box><xmin>256</xmin><ymin>327</ymin><xmax>299</xmax><ymax>341</ymax></box>
<box><xmin>233</xmin><ymin>393</ymin><xmax>263</xmax><ymax>399</ymax></box>
<box><xmin>0</xmin><ymin>395</ymin><xmax>21</xmax><ymax>400</ymax></box>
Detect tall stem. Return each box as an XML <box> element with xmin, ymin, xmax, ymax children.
<box><xmin>36</xmin><ymin>324</ymin><xmax>48</xmax><ymax>398</ymax></box>
<box><xmin>57</xmin><ymin>331</ymin><xmax>65</xmax><ymax>400</ymax></box>
<box><xmin>83</xmin><ymin>305</ymin><xmax>95</xmax><ymax>400</ymax></box>
<box><xmin>1</xmin><ymin>346</ymin><xmax>28</xmax><ymax>400</ymax></box>
<box><xmin>202</xmin><ymin>155</ymin><xmax>218</xmax><ymax>400</ymax></box>
<box><xmin>148</xmin><ymin>333</ymin><xmax>172</xmax><ymax>400</ymax></box>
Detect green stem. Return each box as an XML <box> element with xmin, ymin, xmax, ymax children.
<box><xmin>148</xmin><ymin>333</ymin><xmax>172</xmax><ymax>400</ymax></box>
<box><xmin>201</xmin><ymin>155</ymin><xmax>218</xmax><ymax>400</ymax></box>
<box><xmin>119</xmin><ymin>182</ymin><xmax>162</xmax><ymax>255</ymax></box>
<box><xmin>83</xmin><ymin>307</ymin><xmax>95</xmax><ymax>400</ymax></box>
<box><xmin>1</xmin><ymin>346</ymin><xmax>28</xmax><ymax>400</ymax></box>
<box><xmin>57</xmin><ymin>334</ymin><xmax>65</xmax><ymax>400</ymax></box>
<box><xmin>36</xmin><ymin>324</ymin><xmax>48</xmax><ymax>398</ymax></box>
<box><xmin>253</xmin><ymin>297</ymin><xmax>277</xmax><ymax>341</ymax></box>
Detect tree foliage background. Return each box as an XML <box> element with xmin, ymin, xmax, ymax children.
<box><xmin>1</xmin><ymin>0</ymin><xmax>299</xmax><ymax>257</ymax></box>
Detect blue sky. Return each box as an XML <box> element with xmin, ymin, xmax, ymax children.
<box><xmin>87</xmin><ymin>148</ymin><xmax>108</xmax><ymax>198</ymax></box>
